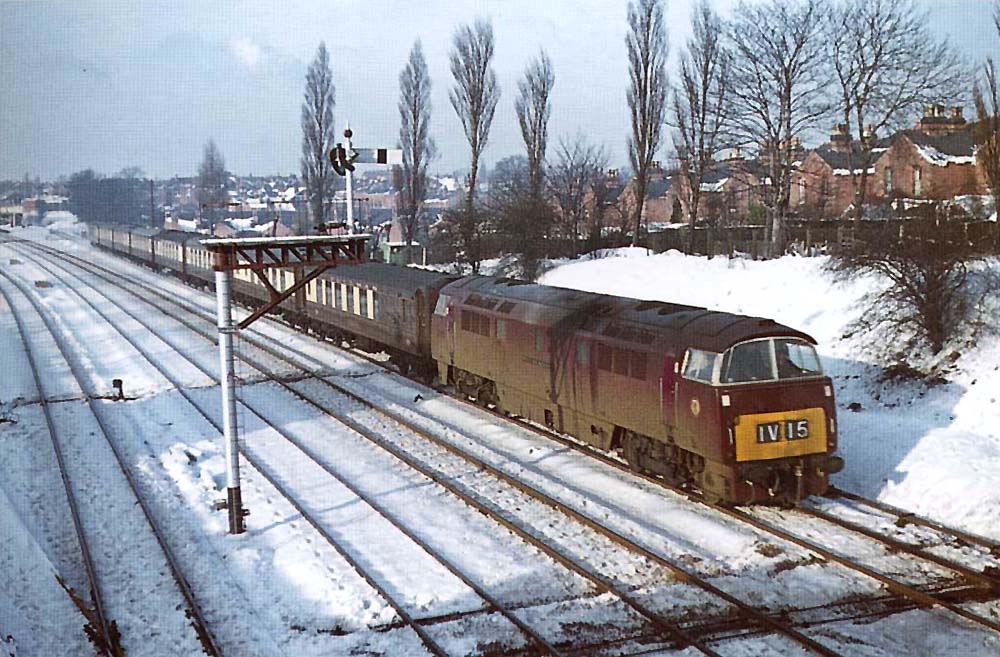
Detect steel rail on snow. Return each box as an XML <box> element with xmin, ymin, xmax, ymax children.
<box><xmin>4</xmin><ymin>242</ymin><xmax>453</xmax><ymax>657</ymax></box>
<box><xmin>0</xmin><ymin>274</ymin><xmax>123</xmax><ymax>657</ymax></box>
<box><xmin>0</xmin><ymin>263</ymin><xmax>221</xmax><ymax>657</ymax></box>
<box><xmin>22</xmin><ymin>234</ymin><xmax>1000</xmax><ymax>648</ymax></box>
<box><xmin>15</xmin><ymin>237</ymin><xmax>853</xmax><ymax>657</ymax></box>
<box><xmin>19</xmin><ymin>232</ymin><xmax>726</xmax><ymax>656</ymax></box>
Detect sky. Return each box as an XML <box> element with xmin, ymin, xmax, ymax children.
<box><xmin>1</xmin><ymin>0</ymin><xmax>997</xmax><ymax>181</ymax></box>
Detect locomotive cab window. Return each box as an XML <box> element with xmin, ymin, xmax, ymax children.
<box><xmin>683</xmin><ymin>349</ymin><xmax>719</xmax><ymax>383</ymax></box>
<box><xmin>719</xmin><ymin>338</ymin><xmax>823</xmax><ymax>384</ymax></box>
<box><xmin>774</xmin><ymin>338</ymin><xmax>822</xmax><ymax>379</ymax></box>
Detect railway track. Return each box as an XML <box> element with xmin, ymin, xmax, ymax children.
<box><xmin>0</xmin><ymin>267</ymin><xmax>220</xmax><ymax>657</ymax></box>
<box><xmin>10</xmin><ymin>231</ymin><xmax>737</xmax><ymax>655</ymax></box>
<box><xmin>7</xmin><ymin>236</ymin><xmax>851</xmax><ymax>655</ymax></box>
<box><xmin>12</xmin><ymin>234</ymin><xmax>1000</xmax><ymax>652</ymax></box>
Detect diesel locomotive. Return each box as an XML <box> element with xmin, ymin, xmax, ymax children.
<box><xmin>89</xmin><ymin>225</ymin><xmax>844</xmax><ymax>505</ymax></box>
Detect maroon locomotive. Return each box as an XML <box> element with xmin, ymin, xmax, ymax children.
<box><xmin>91</xmin><ymin>224</ymin><xmax>843</xmax><ymax>504</ymax></box>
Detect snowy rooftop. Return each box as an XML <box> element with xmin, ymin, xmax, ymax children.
<box><xmin>201</xmin><ymin>234</ymin><xmax>371</xmax><ymax>248</ymax></box>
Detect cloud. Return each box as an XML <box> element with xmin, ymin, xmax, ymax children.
<box><xmin>229</xmin><ymin>37</ymin><xmax>263</xmax><ymax>68</ymax></box>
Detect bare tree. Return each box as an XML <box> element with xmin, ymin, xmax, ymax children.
<box><xmin>673</xmin><ymin>0</ymin><xmax>730</xmax><ymax>254</ymax></box>
<box><xmin>974</xmin><ymin>8</ymin><xmax>1000</xmax><ymax>252</ymax></box>
<box><xmin>626</xmin><ymin>0</ymin><xmax>669</xmax><ymax>246</ymax></box>
<box><xmin>450</xmin><ymin>18</ymin><xmax>500</xmax><ymax>273</ymax></box>
<box><xmin>516</xmin><ymin>50</ymin><xmax>555</xmax><ymax>200</ymax></box>
<box><xmin>549</xmin><ymin>135</ymin><xmax>608</xmax><ymax>258</ymax></box>
<box><xmin>728</xmin><ymin>0</ymin><xmax>830</xmax><ymax>254</ymax></box>
<box><xmin>399</xmin><ymin>39</ymin><xmax>437</xmax><ymax>263</ymax></box>
<box><xmin>398</xmin><ymin>40</ymin><xmax>437</xmax><ymax>263</ymax></box>
<box><xmin>301</xmin><ymin>42</ymin><xmax>336</xmax><ymax>230</ymax></box>
<box><xmin>830</xmin><ymin>217</ymin><xmax>991</xmax><ymax>358</ymax></box>
<box><xmin>197</xmin><ymin>138</ymin><xmax>227</xmax><ymax>231</ymax></box>
<box><xmin>829</xmin><ymin>0</ymin><xmax>965</xmax><ymax>225</ymax></box>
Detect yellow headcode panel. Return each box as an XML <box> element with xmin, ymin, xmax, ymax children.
<box><xmin>734</xmin><ymin>407</ymin><xmax>827</xmax><ymax>462</ymax></box>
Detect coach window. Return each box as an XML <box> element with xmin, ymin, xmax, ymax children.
<box><xmin>353</xmin><ymin>286</ymin><xmax>362</xmax><ymax>315</ymax></box>
<box><xmin>683</xmin><ymin>349</ymin><xmax>719</xmax><ymax>383</ymax></box>
<box><xmin>533</xmin><ymin>328</ymin><xmax>544</xmax><ymax>352</ymax></box>
<box><xmin>496</xmin><ymin>318</ymin><xmax>506</xmax><ymax>339</ymax></box>
<box><xmin>369</xmin><ymin>290</ymin><xmax>377</xmax><ymax>319</ymax></box>
<box><xmin>575</xmin><ymin>340</ymin><xmax>588</xmax><ymax>365</ymax></box>
<box><xmin>359</xmin><ymin>288</ymin><xmax>369</xmax><ymax>318</ymax></box>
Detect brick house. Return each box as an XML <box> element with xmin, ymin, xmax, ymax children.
<box><xmin>790</xmin><ymin>125</ymin><xmax>888</xmax><ymax>216</ymax></box>
<box><xmin>874</xmin><ymin>106</ymin><xmax>987</xmax><ymax>202</ymax></box>
<box><xmin>793</xmin><ymin>106</ymin><xmax>988</xmax><ymax>218</ymax></box>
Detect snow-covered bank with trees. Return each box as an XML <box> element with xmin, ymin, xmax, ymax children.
<box><xmin>539</xmin><ymin>248</ymin><xmax>1000</xmax><ymax>541</ymax></box>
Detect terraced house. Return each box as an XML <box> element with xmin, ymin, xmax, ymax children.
<box><xmin>791</xmin><ymin>105</ymin><xmax>989</xmax><ymax>217</ymax></box>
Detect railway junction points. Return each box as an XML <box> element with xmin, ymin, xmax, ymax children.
<box><xmin>1</xmin><ymin>223</ymin><xmax>999</xmax><ymax>656</ymax></box>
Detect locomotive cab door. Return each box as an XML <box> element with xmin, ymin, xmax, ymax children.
<box><xmin>660</xmin><ymin>353</ymin><xmax>679</xmax><ymax>429</ymax></box>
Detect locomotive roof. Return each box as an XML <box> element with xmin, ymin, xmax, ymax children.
<box><xmin>446</xmin><ymin>275</ymin><xmax>816</xmax><ymax>352</ymax></box>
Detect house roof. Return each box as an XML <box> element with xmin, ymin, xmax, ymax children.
<box><xmin>645</xmin><ymin>175</ymin><xmax>675</xmax><ymax>199</ymax></box>
<box><xmin>811</xmin><ymin>140</ymin><xmax>889</xmax><ymax>174</ymax></box>
<box><xmin>899</xmin><ymin>128</ymin><xmax>978</xmax><ymax>166</ymax></box>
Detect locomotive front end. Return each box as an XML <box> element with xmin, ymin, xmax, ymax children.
<box><xmin>712</xmin><ymin>336</ymin><xmax>843</xmax><ymax>503</ymax></box>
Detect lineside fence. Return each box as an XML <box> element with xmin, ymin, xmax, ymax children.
<box><xmin>643</xmin><ymin>218</ymin><xmax>999</xmax><ymax>258</ymax></box>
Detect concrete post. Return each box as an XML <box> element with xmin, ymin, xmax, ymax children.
<box><xmin>215</xmin><ymin>270</ymin><xmax>245</xmax><ymax>534</ymax></box>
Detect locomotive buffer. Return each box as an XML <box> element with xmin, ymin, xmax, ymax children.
<box><xmin>203</xmin><ymin>235</ymin><xmax>368</xmax><ymax>534</ymax></box>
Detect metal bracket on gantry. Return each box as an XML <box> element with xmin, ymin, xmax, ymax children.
<box><xmin>202</xmin><ymin>234</ymin><xmax>368</xmax><ymax>534</ymax></box>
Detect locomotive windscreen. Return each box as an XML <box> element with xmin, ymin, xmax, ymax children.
<box><xmin>720</xmin><ymin>338</ymin><xmax>823</xmax><ymax>384</ymax></box>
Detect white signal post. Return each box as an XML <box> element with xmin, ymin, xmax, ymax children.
<box><xmin>331</xmin><ymin>122</ymin><xmax>403</xmax><ymax>233</ymax></box>
<box><xmin>344</xmin><ymin>124</ymin><xmax>356</xmax><ymax>233</ymax></box>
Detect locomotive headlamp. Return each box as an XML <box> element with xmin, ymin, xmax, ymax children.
<box><xmin>721</xmin><ymin>394</ymin><xmax>731</xmax><ymax>407</ymax></box>
<box><xmin>824</xmin><ymin>385</ymin><xmax>832</xmax><ymax>397</ymax></box>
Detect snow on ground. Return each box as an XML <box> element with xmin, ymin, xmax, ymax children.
<box><xmin>539</xmin><ymin>247</ymin><xmax>1000</xmax><ymax>541</ymax></box>
<box><xmin>4</xmin><ymin>226</ymin><xmax>1000</xmax><ymax>656</ymax></box>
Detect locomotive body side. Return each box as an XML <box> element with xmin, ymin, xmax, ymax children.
<box><xmin>433</xmin><ymin>276</ymin><xmax>843</xmax><ymax>505</ymax></box>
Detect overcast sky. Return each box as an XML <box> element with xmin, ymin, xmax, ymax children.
<box><xmin>1</xmin><ymin>0</ymin><xmax>996</xmax><ymax>181</ymax></box>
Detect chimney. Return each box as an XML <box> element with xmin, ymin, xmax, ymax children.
<box><xmin>917</xmin><ymin>103</ymin><xmax>965</xmax><ymax>135</ymax></box>
<box><xmin>829</xmin><ymin>123</ymin><xmax>852</xmax><ymax>153</ymax></box>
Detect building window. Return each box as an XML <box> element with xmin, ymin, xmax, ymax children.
<box><xmin>884</xmin><ymin>168</ymin><xmax>893</xmax><ymax>195</ymax></box>
<box><xmin>797</xmin><ymin>178</ymin><xmax>806</xmax><ymax>205</ymax></box>
<box><xmin>913</xmin><ymin>166</ymin><xmax>922</xmax><ymax>197</ymax></box>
